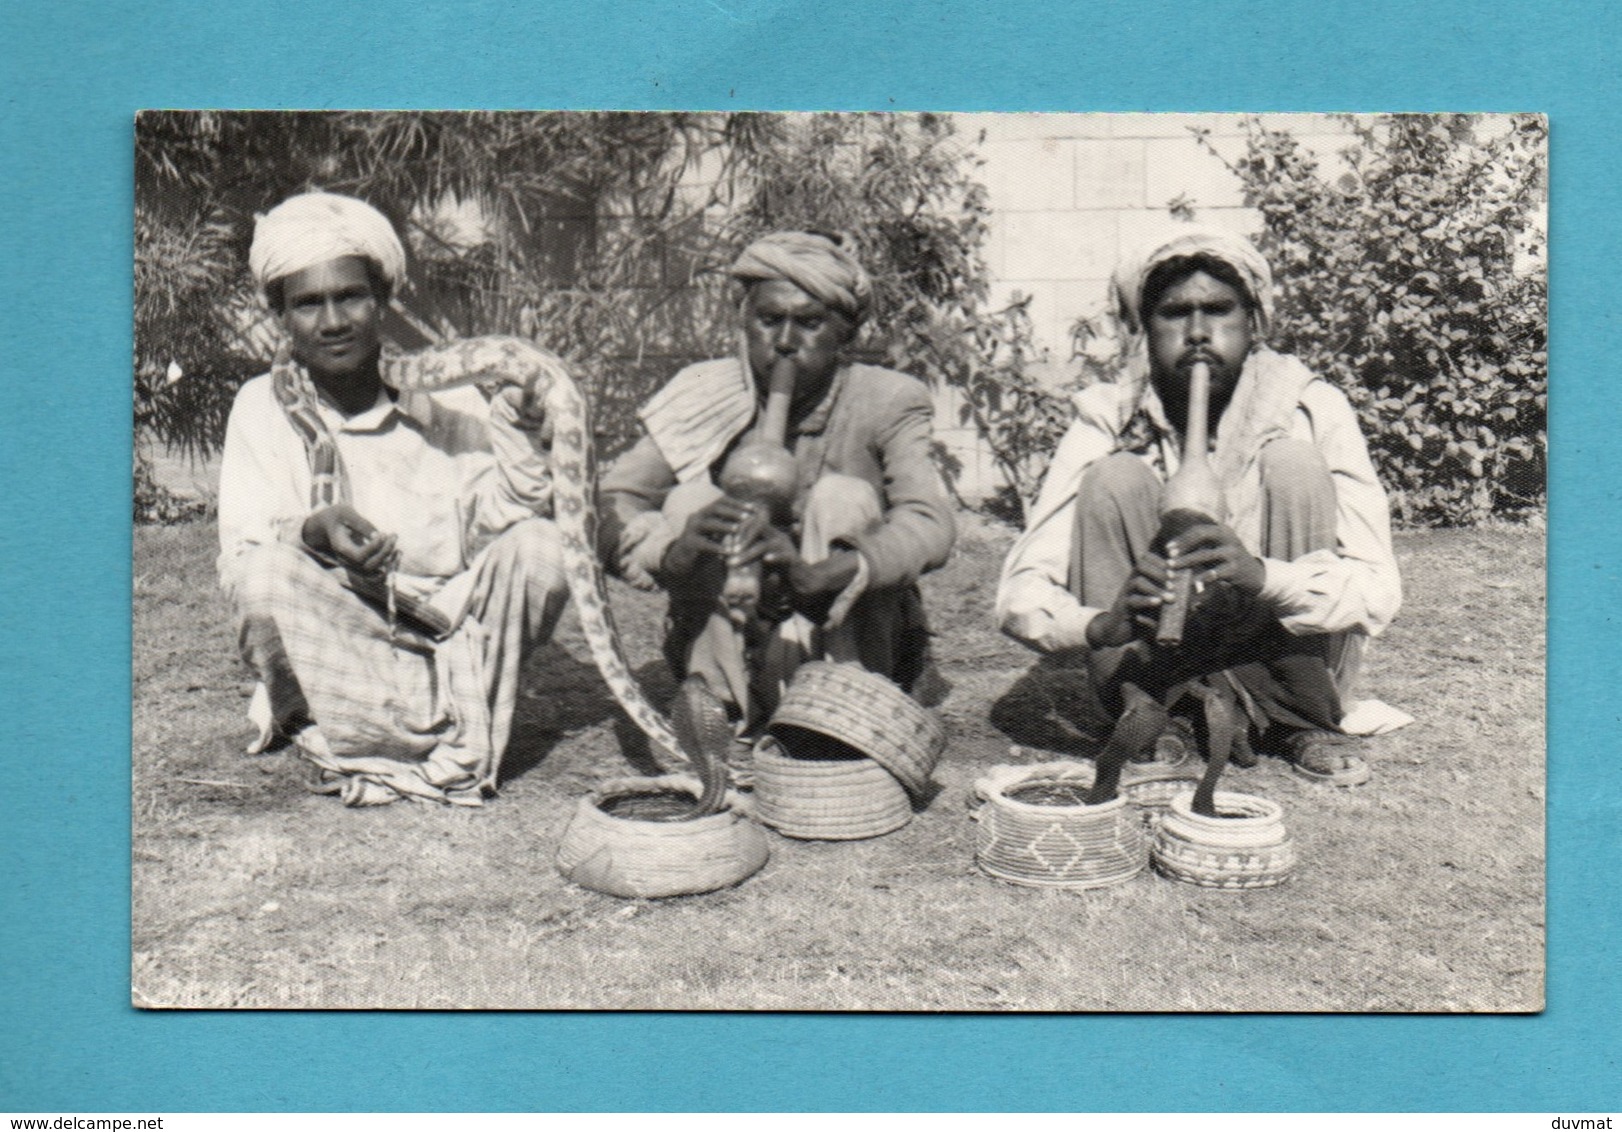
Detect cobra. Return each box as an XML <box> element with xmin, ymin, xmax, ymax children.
<box><xmin>293</xmin><ymin>334</ymin><xmax>732</xmax><ymax>817</ymax></box>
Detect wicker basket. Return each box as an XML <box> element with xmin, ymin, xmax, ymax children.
<box><xmin>556</xmin><ymin>775</ymin><xmax>769</xmax><ymax>898</ymax></box>
<box><xmin>752</xmin><ymin>735</ymin><xmax>912</xmax><ymax>840</ymax></box>
<box><xmin>1151</xmin><ymin>790</ymin><xmax>1295</xmax><ymax>889</ymax></box>
<box><xmin>1122</xmin><ymin>773</ymin><xmax>1203</xmax><ymax>832</ymax></box>
<box><xmin>971</xmin><ymin>762</ymin><xmax>1147</xmax><ymax>889</ymax></box>
<box><xmin>990</xmin><ymin>753</ymin><xmax>1198</xmax><ymax>833</ymax></box>
<box><xmin>769</xmin><ymin>661</ymin><xmax>945</xmax><ymax>800</ymax></box>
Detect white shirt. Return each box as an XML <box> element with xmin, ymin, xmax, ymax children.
<box><xmin>996</xmin><ymin>378</ymin><xmax>1402</xmax><ymax>654</ymax></box>
<box><xmin>217</xmin><ymin>374</ymin><xmax>552</xmax><ymax>595</ymax></box>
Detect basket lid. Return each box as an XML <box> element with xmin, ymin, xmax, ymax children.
<box><xmin>768</xmin><ymin>661</ymin><xmax>945</xmax><ymax>799</ymax></box>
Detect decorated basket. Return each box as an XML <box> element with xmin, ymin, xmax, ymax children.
<box><xmin>1122</xmin><ymin>773</ymin><xmax>1203</xmax><ymax>832</ymax></box>
<box><xmin>971</xmin><ymin>762</ymin><xmax>1148</xmax><ymax>889</ymax></box>
<box><xmin>1151</xmin><ymin>790</ymin><xmax>1295</xmax><ymax>889</ymax></box>
<box><xmin>769</xmin><ymin>661</ymin><xmax>945</xmax><ymax>800</ymax></box>
<box><xmin>999</xmin><ymin>749</ymin><xmax>1198</xmax><ymax>833</ymax></box>
<box><xmin>556</xmin><ymin>775</ymin><xmax>769</xmax><ymax>898</ymax></box>
<box><xmin>752</xmin><ymin>734</ymin><xmax>912</xmax><ymax>841</ymax></box>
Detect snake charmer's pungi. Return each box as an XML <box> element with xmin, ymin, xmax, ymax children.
<box><xmin>218</xmin><ymin>192</ymin><xmax>570</xmax><ymax>806</ymax></box>
<box><xmin>601</xmin><ymin>231</ymin><xmax>956</xmax><ymax>762</ymax></box>
<box><xmin>995</xmin><ymin>224</ymin><xmax>1403</xmax><ymax>785</ymax></box>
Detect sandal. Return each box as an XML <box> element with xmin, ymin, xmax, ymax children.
<box><xmin>1286</xmin><ymin>730</ymin><xmax>1371</xmax><ymax>786</ymax></box>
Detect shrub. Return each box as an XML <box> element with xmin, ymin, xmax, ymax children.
<box><xmin>133</xmin><ymin>112</ymin><xmax>995</xmax><ymax>511</ymax></box>
<box><xmin>1206</xmin><ymin>114</ymin><xmax>1546</xmax><ymax>526</ymax></box>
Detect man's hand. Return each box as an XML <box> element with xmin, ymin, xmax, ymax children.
<box><xmin>496</xmin><ymin>383</ymin><xmax>554</xmax><ymax>442</ymax></box>
<box><xmin>757</xmin><ymin>529</ymin><xmax>858</xmax><ymax>596</ymax></box>
<box><xmin>662</xmin><ymin>496</ymin><xmax>765</xmax><ymax>578</ymax></box>
<box><xmin>1165</xmin><ymin>521</ymin><xmax>1266</xmax><ymax>597</ymax></box>
<box><xmin>303</xmin><ymin>503</ymin><xmax>398</xmax><ymax>575</ymax></box>
<box><xmin>1086</xmin><ymin>552</ymin><xmax>1172</xmax><ymax>648</ymax></box>
<box><xmin>751</xmin><ymin>527</ymin><xmax>860</xmax><ymax>623</ymax></box>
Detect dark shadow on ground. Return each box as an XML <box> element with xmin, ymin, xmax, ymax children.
<box><xmin>987</xmin><ymin>652</ymin><xmax>1111</xmax><ymax>757</ymax></box>
<box><xmin>498</xmin><ymin>642</ymin><xmax>653</xmax><ymax>784</ymax></box>
<box><xmin>505</xmin><ymin>636</ymin><xmax>695</xmax><ymax>782</ymax></box>
<box><xmin>608</xmin><ymin>658</ymin><xmax>682</xmax><ymax>774</ymax></box>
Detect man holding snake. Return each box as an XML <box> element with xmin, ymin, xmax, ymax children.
<box><xmin>218</xmin><ymin>192</ymin><xmax>570</xmax><ymax>806</ymax></box>
<box><xmin>601</xmin><ymin>231</ymin><xmax>956</xmax><ymax>771</ymax></box>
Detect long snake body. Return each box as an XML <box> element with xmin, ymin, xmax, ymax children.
<box><xmin>289</xmin><ymin>334</ymin><xmax>730</xmax><ymax>816</ymax></box>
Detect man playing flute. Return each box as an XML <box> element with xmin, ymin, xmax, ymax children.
<box><xmin>601</xmin><ymin>231</ymin><xmax>956</xmax><ymax>774</ymax></box>
<box><xmin>996</xmin><ymin>225</ymin><xmax>1401</xmax><ymax>785</ymax></box>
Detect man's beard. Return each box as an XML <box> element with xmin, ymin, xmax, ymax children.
<box><xmin>1154</xmin><ymin>351</ymin><xmax>1245</xmax><ymax>427</ymax></box>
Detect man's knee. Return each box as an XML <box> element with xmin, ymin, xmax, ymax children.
<box><xmin>486</xmin><ymin>518</ymin><xmax>569</xmax><ymax>598</ymax></box>
<box><xmin>228</xmin><ymin>541</ymin><xmax>319</xmax><ymax>620</ymax></box>
<box><xmin>1080</xmin><ymin>452</ymin><xmax>1160</xmax><ymax>509</ymax></box>
<box><xmin>804</xmin><ymin>474</ymin><xmax>881</xmax><ymax>518</ymax></box>
<box><xmin>1259</xmin><ymin>438</ymin><xmax>1333</xmax><ymax>499</ymax></box>
<box><xmin>803</xmin><ymin>474</ymin><xmax>882</xmax><ymax>545</ymax></box>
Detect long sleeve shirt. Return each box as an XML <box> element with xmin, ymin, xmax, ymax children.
<box><xmin>997</xmin><ymin>372</ymin><xmax>1401</xmax><ymax>655</ymax></box>
<box><xmin>601</xmin><ymin>361</ymin><xmax>955</xmax><ymax>593</ymax></box>
<box><xmin>217</xmin><ymin>374</ymin><xmax>553</xmax><ymax>596</ymax></box>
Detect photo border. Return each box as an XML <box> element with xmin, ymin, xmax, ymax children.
<box><xmin>2</xmin><ymin>0</ymin><xmax>1605</xmax><ymax>1112</ymax></box>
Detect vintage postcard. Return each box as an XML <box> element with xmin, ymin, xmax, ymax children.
<box><xmin>132</xmin><ymin>110</ymin><xmax>1545</xmax><ymax>1011</ymax></box>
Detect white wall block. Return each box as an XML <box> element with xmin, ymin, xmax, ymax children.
<box><xmin>1002</xmin><ymin>210</ymin><xmax>1118</xmax><ymax>282</ymax></box>
<box><xmin>958</xmin><ymin>112</ymin><xmax>1114</xmax><ymax>145</ymax></box>
<box><xmin>1073</xmin><ymin>139</ymin><xmax>1147</xmax><ymax>210</ymax></box>
<box><xmin>1143</xmin><ymin>136</ymin><xmax>1249</xmax><ymax>210</ymax></box>
<box><xmin>1112</xmin><ymin>113</ymin><xmax>1253</xmax><ymax>140</ymax></box>
<box><xmin>979</xmin><ymin>138</ymin><xmax>1076</xmax><ymax>212</ymax></box>
<box><xmin>1115</xmin><ymin>206</ymin><xmax>1264</xmax><ymax>261</ymax></box>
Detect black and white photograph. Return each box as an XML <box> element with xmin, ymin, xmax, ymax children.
<box><xmin>132</xmin><ymin>110</ymin><xmax>1546</xmax><ymax>1012</ymax></box>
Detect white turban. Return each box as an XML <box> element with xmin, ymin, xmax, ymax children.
<box><xmin>1111</xmin><ymin>222</ymin><xmax>1274</xmax><ymax>335</ymax></box>
<box><xmin>249</xmin><ymin>191</ymin><xmax>407</xmax><ymax>300</ymax></box>
<box><xmin>729</xmin><ymin>230</ymin><xmax>872</xmax><ymax>323</ymax></box>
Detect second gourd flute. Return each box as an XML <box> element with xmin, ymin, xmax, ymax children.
<box><xmin>1155</xmin><ymin>358</ymin><xmax>1221</xmax><ymax>646</ymax></box>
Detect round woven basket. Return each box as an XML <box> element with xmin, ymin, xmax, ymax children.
<box><xmin>1122</xmin><ymin>773</ymin><xmax>1203</xmax><ymax>832</ymax></box>
<box><xmin>555</xmin><ymin>775</ymin><xmax>769</xmax><ymax>898</ymax></box>
<box><xmin>971</xmin><ymin>763</ymin><xmax>1147</xmax><ymax>889</ymax></box>
<box><xmin>768</xmin><ymin>661</ymin><xmax>945</xmax><ymax>800</ymax></box>
<box><xmin>991</xmin><ymin>753</ymin><xmax>1198</xmax><ymax>833</ymax></box>
<box><xmin>1151</xmin><ymin>790</ymin><xmax>1295</xmax><ymax>889</ymax></box>
<box><xmin>752</xmin><ymin>735</ymin><xmax>912</xmax><ymax>840</ymax></box>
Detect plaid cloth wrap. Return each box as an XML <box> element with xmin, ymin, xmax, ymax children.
<box><xmin>244</xmin><ymin>362</ymin><xmax>555</xmax><ymax>806</ymax></box>
<box><xmin>245</xmin><ymin>541</ymin><xmax>495</xmax><ymax>806</ymax></box>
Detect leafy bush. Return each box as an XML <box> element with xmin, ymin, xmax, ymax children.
<box><xmin>133</xmin><ymin>447</ymin><xmax>209</xmax><ymax>526</ymax></box>
<box><xmin>950</xmin><ymin>292</ymin><xmax>1072</xmax><ymax>514</ymax></box>
<box><xmin>133</xmin><ymin>112</ymin><xmax>995</xmax><ymax>512</ymax></box>
<box><xmin>1204</xmin><ymin>114</ymin><xmax>1546</xmax><ymax>526</ymax></box>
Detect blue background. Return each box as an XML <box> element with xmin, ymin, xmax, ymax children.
<box><xmin>0</xmin><ymin>0</ymin><xmax>1612</xmax><ymax>1112</ymax></box>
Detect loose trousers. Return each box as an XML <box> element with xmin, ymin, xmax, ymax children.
<box><xmin>659</xmin><ymin>474</ymin><xmax>931</xmax><ymax>731</ymax></box>
<box><xmin>229</xmin><ymin>518</ymin><xmax>570</xmax><ymax>803</ymax></box>
<box><xmin>1049</xmin><ymin>439</ymin><xmax>1351</xmax><ymax>749</ymax></box>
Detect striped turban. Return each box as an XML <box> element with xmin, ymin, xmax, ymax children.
<box><xmin>249</xmin><ymin>192</ymin><xmax>407</xmax><ymax>301</ymax></box>
<box><xmin>1111</xmin><ymin>222</ymin><xmax>1274</xmax><ymax>335</ymax></box>
<box><xmin>729</xmin><ymin>230</ymin><xmax>872</xmax><ymax>324</ymax></box>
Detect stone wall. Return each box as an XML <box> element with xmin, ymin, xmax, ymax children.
<box><xmin>938</xmin><ymin>112</ymin><xmax>1358</xmax><ymax>500</ymax></box>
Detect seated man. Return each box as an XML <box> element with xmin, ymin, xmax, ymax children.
<box><xmin>218</xmin><ymin>191</ymin><xmax>570</xmax><ymax>806</ymax></box>
<box><xmin>601</xmin><ymin>231</ymin><xmax>955</xmax><ymax>758</ymax></box>
<box><xmin>995</xmin><ymin>225</ymin><xmax>1401</xmax><ymax>784</ymax></box>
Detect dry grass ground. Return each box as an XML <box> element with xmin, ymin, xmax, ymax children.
<box><xmin>132</xmin><ymin>513</ymin><xmax>1543</xmax><ymax>1011</ymax></box>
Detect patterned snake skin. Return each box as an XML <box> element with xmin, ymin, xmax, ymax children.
<box><xmin>274</xmin><ymin>335</ymin><xmax>729</xmax><ymax>816</ymax></box>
